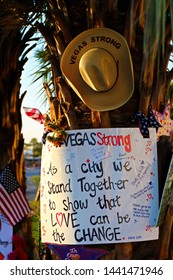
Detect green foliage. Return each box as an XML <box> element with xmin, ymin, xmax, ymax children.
<box><xmin>33</xmin><ymin>47</ymin><xmax>53</xmax><ymax>107</ymax></box>
<box><xmin>29</xmin><ymin>199</ymin><xmax>40</xmax><ymax>249</ymax></box>
<box><xmin>31</xmin><ymin>175</ymin><xmax>40</xmax><ymax>187</ymax></box>
<box><xmin>33</xmin><ymin>48</ymin><xmax>52</xmax><ymax>88</ymax></box>
<box><xmin>28</xmin><ymin>138</ymin><xmax>42</xmax><ymax>158</ymax></box>
<box><xmin>29</xmin><ymin>174</ymin><xmax>40</xmax><ymax>249</ymax></box>
<box><xmin>30</xmin><ymin>199</ymin><xmax>40</xmax><ymax>254</ymax></box>
<box><xmin>30</xmin><ymin>214</ymin><xmax>39</xmax><ymax>243</ymax></box>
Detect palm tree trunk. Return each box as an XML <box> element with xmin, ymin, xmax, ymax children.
<box><xmin>0</xmin><ymin>27</ymin><xmax>35</xmax><ymax>259</ymax></box>
<box><xmin>43</xmin><ymin>0</ymin><xmax>173</xmax><ymax>260</ymax></box>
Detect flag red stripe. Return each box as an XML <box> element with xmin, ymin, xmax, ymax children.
<box><xmin>11</xmin><ymin>191</ymin><xmax>26</xmax><ymax>220</ymax></box>
<box><xmin>0</xmin><ymin>184</ymin><xmax>19</xmax><ymax>225</ymax></box>
<box><xmin>15</xmin><ymin>188</ymin><xmax>30</xmax><ymax>214</ymax></box>
<box><xmin>0</xmin><ymin>181</ymin><xmax>30</xmax><ymax>226</ymax></box>
<box><xmin>23</xmin><ymin>107</ymin><xmax>44</xmax><ymax>124</ymax></box>
<box><xmin>0</xmin><ymin>203</ymin><xmax>16</xmax><ymax>226</ymax></box>
<box><xmin>0</xmin><ymin>184</ymin><xmax>21</xmax><ymax>220</ymax></box>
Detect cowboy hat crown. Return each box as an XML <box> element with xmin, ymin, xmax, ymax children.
<box><xmin>79</xmin><ymin>48</ymin><xmax>118</xmax><ymax>92</ymax></box>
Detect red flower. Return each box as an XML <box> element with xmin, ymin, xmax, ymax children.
<box><xmin>12</xmin><ymin>235</ymin><xmax>27</xmax><ymax>249</ymax></box>
<box><xmin>7</xmin><ymin>251</ymin><xmax>17</xmax><ymax>260</ymax></box>
<box><xmin>7</xmin><ymin>235</ymin><xmax>28</xmax><ymax>260</ymax></box>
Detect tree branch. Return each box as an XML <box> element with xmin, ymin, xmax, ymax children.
<box><xmin>56</xmin><ymin>76</ymin><xmax>78</xmax><ymax>129</ymax></box>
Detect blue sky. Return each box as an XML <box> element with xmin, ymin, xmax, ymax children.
<box><xmin>20</xmin><ymin>48</ymin><xmax>48</xmax><ymax>143</ymax></box>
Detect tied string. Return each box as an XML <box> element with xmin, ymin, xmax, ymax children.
<box><xmin>42</xmin><ymin>115</ymin><xmax>68</xmax><ymax>146</ymax></box>
<box><xmin>131</xmin><ymin>106</ymin><xmax>161</xmax><ymax>137</ymax></box>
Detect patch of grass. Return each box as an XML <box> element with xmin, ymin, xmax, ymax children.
<box><xmin>31</xmin><ymin>175</ymin><xmax>40</xmax><ymax>187</ymax></box>
<box><xmin>29</xmin><ymin>199</ymin><xmax>45</xmax><ymax>258</ymax></box>
<box><xmin>31</xmin><ymin>215</ymin><xmax>39</xmax><ymax>243</ymax></box>
<box><xmin>29</xmin><ymin>200</ymin><xmax>40</xmax><ymax>245</ymax></box>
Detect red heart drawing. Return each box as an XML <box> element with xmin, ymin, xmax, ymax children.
<box><xmin>42</xmin><ymin>225</ymin><xmax>46</xmax><ymax>236</ymax></box>
<box><xmin>56</xmin><ymin>212</ymin><xmax>63</xmax><ymax>227</ymax></box>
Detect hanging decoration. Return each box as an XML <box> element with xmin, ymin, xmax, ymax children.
<box><xmin>23</xmin><ymin>107</ymin><xmax>68</xmax><ymax>147</ymax></box>
<box><xmin>46</xmin><ymin>244</ymin><xmax>108</xmax><ymax>260</ymax></box>
<box><xmin>44</xmin><ymin>115</ymin><xmax>68</xmax><ymax>147</ymax></box>
<box><xmin>46</xmin><ymin>130</ymin><xmax>67</xmax><ymax>147</ymax></box>
<box><xmin>152</xmin><ymin>99</ymin><xmax>173</xmax><ymax>141</ymax></box>
<box><xmin>131</xmin><ymin>106</ymin><xmax>161</xmax><ymax>138</ymax></box>
<box><xmin>60</xmin><ymin>27</ymin><xmax>134</xmax><ymax>111</ymax></box>
<box><xmin>23</xmin><ymin>107</ymin><xmax>44</xmax><ymax>124</ymax></box>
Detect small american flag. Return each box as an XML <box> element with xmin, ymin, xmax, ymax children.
<box><xmin>0</xmin><ymin>165</ymin><xmax>30</xmax><ymax>226</ymax></box>
<box><xmin>23</xmin><ymin>107</ymin><xmax>44</xmax><ymax>124</ymax></box>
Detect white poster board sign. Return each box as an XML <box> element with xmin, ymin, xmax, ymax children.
<box><xmin>41</xmin><ymin>128</ymin><xmax>159</xmax><ymax>244</ymax></box>
<box><xmin>0</xmin><ymin>212</ymin><xmax>12</xmax><ymax>260</ymax></box>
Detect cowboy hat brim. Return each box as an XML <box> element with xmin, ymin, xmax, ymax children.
<box><xmin>61</xmin><ymin>28</ymin><xmax>134</xmax><ymax>111</ymax></box>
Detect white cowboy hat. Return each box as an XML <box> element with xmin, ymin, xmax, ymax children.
<box><xmin>61</xmin><ymin>28</ymin><xmax>134</xmax><ymax>111</ymax></box>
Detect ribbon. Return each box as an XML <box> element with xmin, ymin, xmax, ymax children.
<box><xmin>46</xmin><ymin>244</ymin><xmax>108</xmax><ymax>260</ymax></box>
<box><xmin>131</xmin><ymin>106</ymin><xmax>161</xmax><ymax>137</ymax></box>
<box><xmin>23</xmin><ymin>107</ymin><xmax>44</xmax><ymax>124</ymax></box>
<box><xmin>152</xmin><ymin>99</ymin><xmax>173</xmax><ymax>141</ymax></box>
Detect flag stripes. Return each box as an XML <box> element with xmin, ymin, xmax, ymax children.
<box><xmin>0</xmin><ymin>165</ymin><xmax>30</xmax><ymax>226</ymax></box>
<box><xmin>23</xmin><ymin>107</ymin><xmax>44</xmax><ymax>124</ymax></box>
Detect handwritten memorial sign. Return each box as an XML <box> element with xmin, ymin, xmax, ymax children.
<box><xmin>41</xmin><ymin>128</ymin><xmax>159</xmax><ymax>244</ymax></box>
<box><xmin>0</xmin><ymin>212</ymin><xmax>12</xmax><ymax>259</ymax></box>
